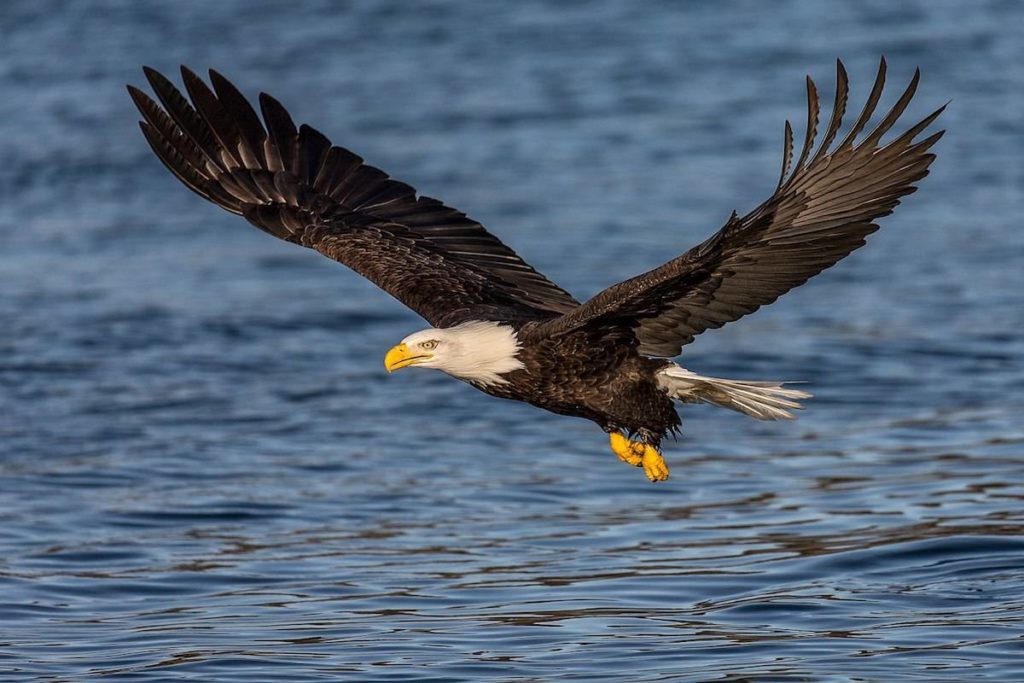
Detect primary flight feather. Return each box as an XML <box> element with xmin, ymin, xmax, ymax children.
<box><xmin>129</xmin><ymin>58</ymin><xmax>943</xmax><ymax>481</ymax></box>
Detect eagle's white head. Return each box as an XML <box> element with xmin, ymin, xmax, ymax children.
<box><xmin>384</xmin><ymin>321</ymin><xmax>525</xmax><ymax>387</ymax></box>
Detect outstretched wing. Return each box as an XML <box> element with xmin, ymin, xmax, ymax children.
<box><xmin>128</xmin><ymin>67</ymin><xmax>579</xmax><ymax>327</ymax></box>
<box><xmin>533</xmin><ymin>58</ymin><xmax>944</xmax><ymax>356</ymax></box>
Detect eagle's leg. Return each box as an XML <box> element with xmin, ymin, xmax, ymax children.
<box><xmin>608</xmin><ymin>433</ymin><xmax>670</xmax><ymax>482</ymax></box>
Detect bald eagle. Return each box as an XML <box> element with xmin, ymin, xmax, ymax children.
<box><xmin>129</xmin><ymin>59</ymin><xmax>943</xmax><ymax>481</ymax></box>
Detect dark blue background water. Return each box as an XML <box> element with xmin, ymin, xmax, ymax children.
<box><xmin>2</xmin><ymin>1</ymin><xmax>1023</xmax><ymax>680</ymax></box>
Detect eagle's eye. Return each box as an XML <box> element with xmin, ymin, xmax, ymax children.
<box><xmin>420</xmin><ymin>340</ymin><xmax>438</xmax><ymax>350</ymax></box>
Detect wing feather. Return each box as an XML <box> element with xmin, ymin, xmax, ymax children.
<box><xmin>792</xmin><ymin>76</ymin><xmax>819</xmax><ymax>175</ymax></box>
<box><xmin>258</xmin><ymin>92</ymin><xmax>298</xmax><ymax>173</ymax></box>
<box><xmin>809</xmin><ymin>60</ymin><xmax>848</xmax><ymax>166</ymax></box>
<box><xmin>130</xmin><ymin>67</ymin><xmax>580</xmax><ymax>325</ymax></box>
<box><xmin>532</xmin><ymin>58</ymin><xmax>943</xmax><ymax>357</ymax></box>
<box><xmin>776</xmin><ymin>121</ymin><xmax>794</xmax><ymax>191</ymax></box>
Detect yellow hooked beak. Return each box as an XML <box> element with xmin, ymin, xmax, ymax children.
<box><xmin>384</xmin><ymin>343</ymin><xmax>432</xmax><ymax>373</ymax></box>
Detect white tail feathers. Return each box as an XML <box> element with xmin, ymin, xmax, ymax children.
<box><xmin>656</xmin><ymin>364</ymin><xmax>812</xmax><ymax>421</ymax></box>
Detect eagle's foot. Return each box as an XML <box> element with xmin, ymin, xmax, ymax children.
<box><xmin>609</xmin><ymin>432</ymin><xmax>644</xmax><ymax>466</ymax></box>
<box><xmin>609</xmin><ymin>433</ymin><xmax>669</xmax><ymax>481</ymax></box>
<box><xmin>640</xmin><ymin>445</ymin><xmax>670</xmax><ymax>482</ymax></box>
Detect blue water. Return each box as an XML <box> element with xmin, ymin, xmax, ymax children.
<box><xmin>2</xmin><ymin>1</ymin><xmax>1023</xmax><ymax>680</ymax></box>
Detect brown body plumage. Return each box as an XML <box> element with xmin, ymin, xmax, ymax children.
<box><xmin>490</xmin><ymin>327</ymin><xmax>680</xmax><ymax>443</ymax></box>
<box><xmin>129</xmin><ymin>59</ymin><xmax>943</xmax><ymax>478</ymax></box>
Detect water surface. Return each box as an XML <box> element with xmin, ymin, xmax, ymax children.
<box><xmin>2</xmin><ymin>1</ymin><xmax>1023</xmax><ymax>680</ymax></box>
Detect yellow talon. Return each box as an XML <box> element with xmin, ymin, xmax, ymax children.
<box><xmin>640</xmin><ymin>445</ymin><xmax>670</xmax><ymax>482</ymax></box>
<box><xmin>609</xmin><ymin>432</ymin><xmax>643</xmax><ymax>466</ymax></box>
<box><xmin>609</xmin><ymin>433</ymin><xmax>669</xmax><ymax>481</ymax></box>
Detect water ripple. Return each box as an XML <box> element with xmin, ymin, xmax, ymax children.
<box><xmin>2</xmin><ymin>0</ymin><xmax>1024</xmax><ymax>680</ymax></box>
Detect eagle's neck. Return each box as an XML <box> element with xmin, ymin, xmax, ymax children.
<box><xmin>440</xmin><ymin>321</ymin><xmax>525</xmax><ymax>387</ymax></box>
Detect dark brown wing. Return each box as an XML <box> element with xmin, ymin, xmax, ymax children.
<box><xmin>532</xmin><ymin>58</ymin><xmax>944</xmax><ymax>356</ymax></box>
<box><xmin>128</xmin><ymin>66</ymin><xmax>579</xmax><ymax>327</ymax></box>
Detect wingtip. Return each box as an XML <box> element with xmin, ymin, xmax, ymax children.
<box><xmin>208</xmin><ymin>67</ymin><xmax>228</xmax><ymax>86</ymax></box>
<box><xmin>126</xmin><ymin>83</ymin><xmax>158</xmax><ymax>118</ymax></box>
<box><xmin>806</xmin><ymin>74</ymin><xmax>818</xmax><ymax>98</ymax></box>
<box><xmin>207</xmin><ymin>68</ymin><xmax>238</xmax><ymax>98</ymax></box>
<box><xmin>179</xmin><ymin>64</ymin><xmax>201</xmax><ymax>83</ymax></box>
<box><xmin>908</xmin><ymin>66</ymin><xmax>921</xmax><ymax>88</ymax></box>
<box><xmin>141</xmin><ymin>65</ymin><xmax>173</xmax><ymax>93</ymax></box>
<box><xmin>141</xmin><ymin>65</ymin><xmax>164</xmax><ymax>82</ymax></box>
<box><xmin>258</xmin><ymin>90</ymin><xmax>287</xmax><ymax>113</ymax></box>
<box><xmin>776</xmin><ymin>119</ymin><xmax>795</xmax><ymax>190</ymax></box>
